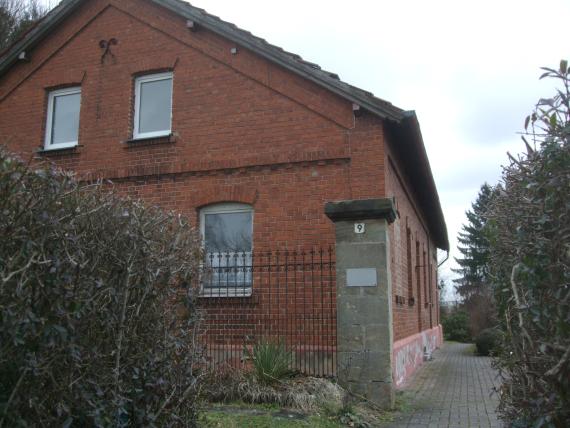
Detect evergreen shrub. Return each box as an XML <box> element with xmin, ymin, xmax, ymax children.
<box><xmin>0</xmin><ymin>149</ymin><xmax>202</xmax><ymax>427</ymax></box>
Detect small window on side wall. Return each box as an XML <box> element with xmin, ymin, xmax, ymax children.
<box><xmin>200</xmin><ymin>203</ymin><xmax>253</xmax><ymax>296</ymax></box>
<box><xmin>44</xmin><ymin>87</ymin><xmax>81</xmax><ymax>150</ymax></box>
<box><xmin>133</xmin><ymin>72</ymin><xmax>173</xmax><ymax>139</ymax></box>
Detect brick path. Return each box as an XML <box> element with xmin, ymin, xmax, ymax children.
<box><xmin>387</xmin><ymin>342</ymin><xmax>502</xmax><ymax>428</ymax></box>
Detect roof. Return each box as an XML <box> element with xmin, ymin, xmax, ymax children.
<box><xmin>0</xmin><ymin>0</ymin><xmax>449</xmax><ymax>251</ymax></box>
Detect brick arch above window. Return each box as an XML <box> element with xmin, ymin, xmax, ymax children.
<box><xmin>42</xmin><ymin>70</ymin><xmax>86</xmax><ymax>90</ymax></box>
<box><xmin>127</xmin><ymin>57</ymin><xmax>179</xmax><ymax>76</ymax></box>
<box><xmin>192</xmin><ymin>186</ymin><xmax>259</xmax><ymax>210</ymax></box>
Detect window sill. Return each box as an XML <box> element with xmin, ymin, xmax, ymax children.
<box><xmin>199</xmin><ymin>288</ymin><xmax>253</xmax><ymax>298</ymax></box>
<box><xmin>37</xmin><ymin>145</ymin><xmax>81</xmax><ymax>156</ymax></box>
<box><xmin>123</xmin><ymin>133</ymin><xmax>176</xmax><ymax>147</ymax></box>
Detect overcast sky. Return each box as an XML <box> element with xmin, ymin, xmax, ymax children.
<box><xmin>42</xmin><ymin>0</ymin><xmax>570</xmax><ymax>298</ymax></box>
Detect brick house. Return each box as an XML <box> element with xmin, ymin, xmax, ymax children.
<box><xmin>0</xmin><ymin>0</ymin><xmax>448</xmax><ymax>405</ymax></box>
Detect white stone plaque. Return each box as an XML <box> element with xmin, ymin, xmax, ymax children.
<box><xmin>347</xmin><ymin>268</ymin><xmax>377</xmax><ymax>287</ymax></box>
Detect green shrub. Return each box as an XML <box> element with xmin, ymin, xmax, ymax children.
<box><xmin>442</xmin><ymin>310</ymin><xmax>471</xmax><ymax>342</ymax></box>
<box><xmin>464</xmin><ymin>291</ymin><xmax>497</xmax><ymax>338</ymax></box>
<box><xmin>486</xmin><ymin>61</ymin><xmax>570</xmax><ymax>426</ymax></box>
<box><xmin>0</xmin><ymin>148</ymin><xmax>202</xmax><ymax>426</ymax></box>
<box><xmin>245</xmin><ymin>340</ymin><xmax>292</xmax><ymax>385</ymax></box>
<box><xmin>475</xmin><ymin>328</ymin><xmax>500</xmax><ymax>356</ymax></box>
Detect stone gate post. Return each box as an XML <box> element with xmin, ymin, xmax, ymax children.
<box><xmin>325</xmin><ymin>198</ymin><xmax>397</xmax><ymax>409</ymax></box>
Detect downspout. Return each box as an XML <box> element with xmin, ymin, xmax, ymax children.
<box><xmin>427</xmin><ymin>230</ymin><xmax>432</xmax><ymax>328</ymax></box>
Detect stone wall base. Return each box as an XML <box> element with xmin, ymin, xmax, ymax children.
<box><xmin>392</xmin><ymin>325</ymin><xmax>443</xmax><ymax>388</ymax></box>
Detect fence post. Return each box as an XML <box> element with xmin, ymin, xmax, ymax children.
<box><xmin>325</xmin><ymin>198</ymin><xmax>396</xmax><ymax>409</ymax></box>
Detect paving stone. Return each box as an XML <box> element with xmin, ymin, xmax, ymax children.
<box><xmin>386</xmin><ymin>342</ymin><xmax>503</xmax><ymax>427</ymax></box>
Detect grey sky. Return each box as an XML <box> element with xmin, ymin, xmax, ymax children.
<box><xmin>41</xmin><ymin>0</ymin><xmax>570</xmax><ymax>298</ymax></box>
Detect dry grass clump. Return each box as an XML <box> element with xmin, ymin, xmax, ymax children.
<box><xmin>202</xmin><ymin>366</ymin><xmax>344</xmax><ymax>412</ymax></box>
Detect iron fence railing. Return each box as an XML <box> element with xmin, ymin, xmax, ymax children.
<box><xmin>197</xmin><ymin>247</ymin><xmax>336</xmax><ymax>377</ymax></box>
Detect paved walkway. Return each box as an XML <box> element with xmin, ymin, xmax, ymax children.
<box><xmin>387</xmin><ymin>342</ymin><xmax>502</xmax><ymax>428</ymax></box>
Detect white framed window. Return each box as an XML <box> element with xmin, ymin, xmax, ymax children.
<box><xmin>44</xmin><ymin>87</ymin><xmax>81</xmax><ymax>150</ymax></box>
<box><xmin>133</xmin><ymin>72</ymin><xmax>173</xmax><ymax>139</ymax></box>
<box><xmin>200</xmin><ymin>203</ymin><xmax>254</xmax><ymax>297</ymax></box>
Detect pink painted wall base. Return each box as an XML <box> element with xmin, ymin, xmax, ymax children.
<box><xmin>393</xmin><ymin>325</ymin><xmax>443</xmax><ymax>388</ymax></box>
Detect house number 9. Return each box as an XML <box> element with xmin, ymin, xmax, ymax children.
<box><xmin>354</xmin><ymin>223</ymin><xmax>365</xmax><ymax>234</ymax></box>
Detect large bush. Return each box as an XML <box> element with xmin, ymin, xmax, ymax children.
<box><xmin>487</xmin><ymin>61</ymin><xmax>570</xmax><ymax>427</ymax></box>
<box><xmin>0</xmin><ymin>149</ymin><xmax>203</xmax><ymax>426</ymax></box>
<box><xmin>442</xmin><ymin>310</ymin><xmax>471</xmax><ymax>342</ymax></box>
<box><xmin>475</xmin><ymin>328</ymin><xmax>501</xmax><ymax>356</ymax></box>
<box><xmin>464</xmin><ymin>290</ymin><xmax>497</xmax><ymax>339</ymax></box>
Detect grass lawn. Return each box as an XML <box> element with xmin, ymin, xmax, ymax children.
<box><xmin>199</xmin><ymin>391</ymin><xmax>412</xmax><ymax>427</ymax></box>
<box><xmin>200</xmin><ymin>410</ymin><xmax>340</xmax><ymax>427</ymax></box>
<box><xmin>200</xmin><ymin>402</ymin><xmax>340</xmax><ymax>427</ymax></box>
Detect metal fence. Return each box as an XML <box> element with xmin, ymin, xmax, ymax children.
<box><xmin>197</xmin><ymin>248</ymin><xmax>336</xmax><ymax>377</ymax></box>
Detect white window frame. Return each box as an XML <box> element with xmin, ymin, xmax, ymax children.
<box><xmin>133</xmin><ymin>72</ymin><xmax>173</xmax><ymax>140</ymax></box>
<box><xmin>200</xmin><ymin>203</ymin><xmax>254</xmax><ymax>297</ymax></box>
<box><xmin>44</xmin><ymin>86</ymin><xmax>81</xmax><ymax>150</ymax></box>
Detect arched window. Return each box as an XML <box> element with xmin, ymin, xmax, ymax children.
<box><xmin>200</xmin><ymin>203</ymin><xmax>253</xmax><ymax>295</ymax></box>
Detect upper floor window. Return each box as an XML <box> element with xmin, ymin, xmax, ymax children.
<box><xmin>133</xmin><ymin>72</ymin><xmax>173</xmax><ymax>139</ymax></box>
<box><xmin>44</xmin><ymin>87</ymin><xmax>81</xmax><ymax>150</ymax></box>
<box><xmin>200</xmin><ymin>203</ymin><xmax>253</xmax><ymax>295</ymax></box>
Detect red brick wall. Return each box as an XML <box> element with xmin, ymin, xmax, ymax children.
<box><xmin>0</xmin><ymin>0</ymin><xmax>438</xmax><ymax>345</ymax></box>
<box><xmin>0</xmin><ymin>0</ymin><xmax>395</xmax><ymax>243</ymax></box>
<box><xmin>385</xmin><ymin>140</ymin><xmax>439</xmax><ymax>341</ymax></box>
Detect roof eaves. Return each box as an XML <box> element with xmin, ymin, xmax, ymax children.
<box><xmin>0</xmin><ymin>0</ymin><xmax>404</xmax><ymax>122</ymax></box>
<box><xmin>399</xmin><ymin>111</ymin><xmax>449</xmax><ymax>251</ymax></box>
<box><xmin>153</xmin><ymin>0</ymin><xmax>405</xmax><ymax>122</ymax></box>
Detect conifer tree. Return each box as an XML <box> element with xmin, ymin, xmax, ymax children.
<box><xmin>452</xmin><ymin>183</ymin><xmax>494</xmax><ymax>301</ymax></box>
